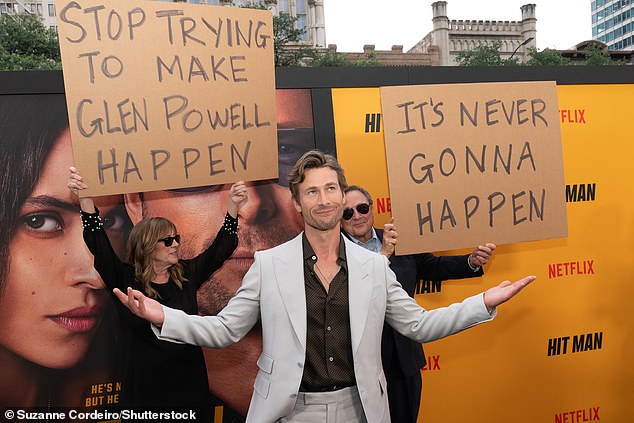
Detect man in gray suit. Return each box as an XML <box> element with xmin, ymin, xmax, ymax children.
<box><xmin>115</xmin><ymin>150</ymin><xmax>535</xmax><ymax>423</ymax></box>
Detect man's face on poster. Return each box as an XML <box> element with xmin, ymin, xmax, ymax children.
<box><xmin>125</xmin><ymin>89</ymin><xmax>314</xmax><ymax>315</ymax></box>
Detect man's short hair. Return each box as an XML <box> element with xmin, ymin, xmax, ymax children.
<box><xmin>344</xmin><ymin>185</ymin><xmax>373</xmax><ymax>206</ymax></box>
<box><xmin>288</xmin><ymin>150</ymin><xmax>347</xmax><ymax>203</ymax></box>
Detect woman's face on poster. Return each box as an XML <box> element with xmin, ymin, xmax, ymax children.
<box><xmin>0</xmin><ymin>130</ymin><xmax>128</xmax><ymax>369</ymax></box>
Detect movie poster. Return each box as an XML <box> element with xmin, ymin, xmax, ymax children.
<box><xmin>0</xmin><ymin>89</ymin><xmax>315</xmax><ymax>423</ymax></box>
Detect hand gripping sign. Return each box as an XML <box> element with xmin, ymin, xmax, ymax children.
<box><xmin>55</xmin><ymin>0</ymin><xmax>277</xmax><ymax>196</ymax></box>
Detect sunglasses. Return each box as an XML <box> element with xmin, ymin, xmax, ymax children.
<box><xmin>342</xmin><ymin>203</ymin><xmax>370</xmax><ymax>220</ymax></box>
<box><xmin>158</xmin><ymin>235</ymin><xmax>180</xmax><ymax>247</ymax></box>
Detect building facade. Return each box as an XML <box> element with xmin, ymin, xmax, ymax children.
<box><xmin>592</xmin><ymin>0</ymin><xmax>633</xmax><ymax>50</ymax></box>
<box><xmin>169</xmin><ymin>0</ymin><xmax>325</xmax><ymax>47</ymax></box>
<box><xmin>409</xmin><ymin>1</ymin><xmax>537</xmax><ymax>66</ymax></box>
<box><xmin>1</xmin><ymin>0</ymin><xmax>56</xmax><ymax>29</ymax></box>
<box><xmin>1</xmin><ymin>0</ymin><xmax>325</xmax><ymax>48</ymax></box>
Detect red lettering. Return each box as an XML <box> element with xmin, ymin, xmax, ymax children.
<box><xmin>430</xmin><ymin>354</ymin><xmax>440</xmax><ymax>370</ymax></box>
<box><xmin>376</xmin><ymin>197</ymin><xmax>386</xmax><ymax>214</ymax></box>
<box><xmin>559</xmin><ymin>109</ymin><xmax>586</xmax><ymax>124</ymax></box>
<box><xmin>560</xmin><ymin>109</ymin><xmax>568</xmax><ymax>122</ymax></box>
<box><xmin>548</xmin><ymin>264</ymin><xmax>557</xmax><ymax>279</ymax></box>
<box><xmin>548</xmin><ymin>259</ymin><xmax>595</xmax><ymax>279</ymax></box>
<box><xmin>554</xmin><ymin>406</ymin><xmax>600</xmax><ymax>423</ymax></box>
<box><xmin>374</xmin><ymin>197</ymin><xmax>392</xmax><ymax>215</ymax></box>
<box><xmin>422</xmin><ymin>354</ymin><xmax>441</xmax><ymax>371</ymax></box>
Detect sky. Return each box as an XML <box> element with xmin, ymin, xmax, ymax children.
<box><xmin>324</xmin><ymin>1</ymin><xmax>592</xmax><ymax>52</ymax></box>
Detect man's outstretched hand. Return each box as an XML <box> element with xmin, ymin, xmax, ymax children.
<box><xmin>113</xmin><ymin>287</ymin><xmax>165</xmax><ymax>327</ymax></box>
<box><xmin>483</xmin><ymin>276</ymin><xmax>536</xmax><ymax>312</ymax></box>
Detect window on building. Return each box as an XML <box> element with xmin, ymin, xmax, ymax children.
<box><xmin>48</xmin><ymin>3</ymin><xmax>55</xmax><ymax>16</ymax></box>
<box><xmin>295</xmin><ymin>0</ymin><xmax>307</xmax><ymax>41</ymax></box>
<box><xmin>296</xmin><ymin>0</ymin><xmax>305</xmax><ymax>13</ymax></box>
<box><xmin>278</xmin><ymin>0</ymin><xmax>289</xmax><ymax>13</ymax></box>
<box><xmin>296</xmin><ymin>14</ymin><xmax>307</xmax><ymax>41</ymax></box>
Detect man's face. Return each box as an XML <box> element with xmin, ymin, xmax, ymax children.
<box><xmin>341</xmin><ymin>189</ymin><xmax>374</xmax><ymax>242</ymax></box>
<box><xmin>293</xmin><ymin>167</ymin><xmax>344</xmax><ymax>232</ymax></box>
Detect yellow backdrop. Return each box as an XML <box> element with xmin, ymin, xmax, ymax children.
<box><xmin>333</xmin><ymin>84</ymin><xmax>634</xmax><ymax>423</ymax></box>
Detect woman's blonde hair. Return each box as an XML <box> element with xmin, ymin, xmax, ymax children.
<box><xmin>125</xmin><ymin>217</ymin><xmax>186</xmax><ymax>299</ymax></box>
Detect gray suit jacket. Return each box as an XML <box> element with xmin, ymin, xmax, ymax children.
<box><xmin>155</xmin><ymin>234</ymin><xmax>495</xmax><ymax>423</ymax></box>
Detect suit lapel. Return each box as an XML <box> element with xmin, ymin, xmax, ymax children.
<box><xmin>344</xmin><ymin>237</ymin><xmax>374</xmax><ymax>355</ymax></box>
<box><xmin>273</xmin><ymin>234</ymin><xmax>307</xmax><ymax>351</ymax></box>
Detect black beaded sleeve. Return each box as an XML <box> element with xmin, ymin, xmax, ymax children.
<box><xmin>80</xmin><ymin>209</ymin><xmax>104</xmax><ymax>231</ymax></box>
<box><xmin>81</xmin><ymin>208</ymin><xmax>128</xmax><ymax>291</ymax></box>
<box><xmin>222</xmin><ymin>212</ymin><xmax>238</xmax><ymax>235</ymax></box>
<box><xmin>182</xmin><ymin>212</ymin><xmax>239</xmax><ymax>290</ymax></box>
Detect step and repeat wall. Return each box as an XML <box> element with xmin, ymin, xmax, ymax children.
<box><xmin>332</xmin><ymin>83</ymin><xmax>634</xmax><ymax>423</ymax></box>
<box><xmin>1</xmin><ymin>69</ymin><xmax>632</xmax><ymax>422</ymax></box>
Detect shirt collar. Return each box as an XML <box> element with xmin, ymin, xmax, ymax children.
<box><xmin>302</xmin><ymin>232</ymin><xmax>348</xmax><ymax>269</ymax></box>
<box><xmin>346</xmin><ymin>227</ymin><xmax>381</xmax><ymax>253</ymax></box>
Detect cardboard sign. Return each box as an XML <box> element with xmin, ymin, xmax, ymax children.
<box><xmin>55</xmin><ymin>0</ymin><xmax>277</xmax><ymax>196</ymax></box>
<box><xmin>380</xmin><ymin>81</ymin><xmax>567</xmax><ymax>254</ymax></box>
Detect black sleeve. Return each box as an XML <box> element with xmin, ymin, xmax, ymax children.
<box><xmin>181</xmin><ymin>212</ymin><xmax>239</xmax><ymax>290</ymax></box>
<box><xmin>81</xmin><ymin>209</ymin><xmax>129</xmax><ymax>290</ymax></box>
<box><xmin>415</xmin><ymin>252</ymin><xmax>483</xmax><ymax>281</ymax></box>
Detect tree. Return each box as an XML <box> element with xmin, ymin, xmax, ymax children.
<box><xmin>272</xmin><ymin>12</ymin><xmax>318</xmax><ymax>66</ymax></box>
<box><xmin>581</xmin><ymin>43</ymin><xmax>625</xmax><ymax>65</ymax></box>
<box><xmin>311</xmin><ymin>51</ymin><xmax>383</xmax><ymax>67</ymax></box>
<box><xmin>240</xmin><ymin>1</ymin><xmax>316</xmax><ymax>66</ymax></box>
<box><xmin>0</xmin><ymin>14</ymin><xmax>61</xmax><ymax>70</ymax></box>
<box><xmin>458</xmin><ymin>42</ymin><xmax>626</xmax><ymax>67</ymax></box>
<box><xmin>350</xmin><ymin>52</ymin><xmax>383</xmax><ymax>67</ymax></box>
<box><xmin>311</xmin><ymin>50</ymin><xmax>351</xmax><ymax>67</ymax></box>
<box><xmin>455</xmin><ymin>41</ymin><xmax>519</xmax><ymax>66</ymax></box>
<box><xmin>525</xmin><ymin>47</ymin><xmax>572</xmax><ymax>66</ymax></box>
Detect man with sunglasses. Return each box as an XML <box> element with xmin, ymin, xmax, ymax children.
<box><xmin>341</xmin><ymin>185</ymin><xmax>496</xmax><ymax>423</ymax></box>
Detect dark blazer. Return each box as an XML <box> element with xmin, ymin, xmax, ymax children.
<box><xmin>377</xmin><ymin>228</ymin><xmax>484</xmax><ymax>377</ymax></box>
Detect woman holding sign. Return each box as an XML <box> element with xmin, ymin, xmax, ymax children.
<box><xmin>68</xmin><ymin>167</ymin><xmax>247</xmax><ymax>422</ymax></box>
<box><xmin>0</xmin><ymin>95</ymin><xmax>128</xmax><ymax>409</ymax></box>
